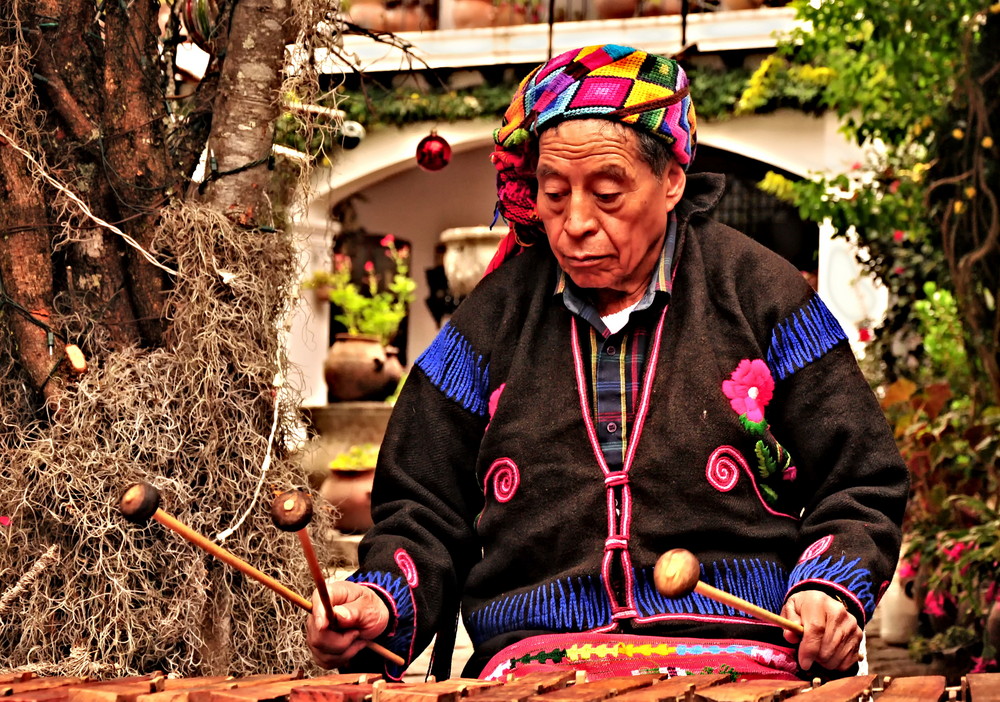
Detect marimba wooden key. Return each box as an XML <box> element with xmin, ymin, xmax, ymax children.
<box><xmin>965</xmin><ymin>672</ymin><xmax>1000</xmax><ymax>701</ymax></box>
<box><xmin>690</xmin><ymin>679</ymin><xmax>809</xmax><ymax>702</ymax></box>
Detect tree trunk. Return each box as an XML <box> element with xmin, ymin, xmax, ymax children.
<box><xmin>197</xmin><ymin>0</ymin><xmax>291</xmax><ymax>225</ymax></box>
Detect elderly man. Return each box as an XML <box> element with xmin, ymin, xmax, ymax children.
<box><xmin>307</xmin><ymin>45</ymin><xmax>908</xmax><ymax>682</ymax></box>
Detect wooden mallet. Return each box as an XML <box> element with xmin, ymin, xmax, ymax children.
<box><xmin>270</xmin><ymin>490</ymin><xmax>404</xmax><ymax>667</ymax></box>
<box><xmin>654</xmin><ymin>548</ymin><xmax>805</xmax><ymax>635</ymax></box>
<box><xmin>654</xmin><ymin>548</ymin><xmax>865</xmax><ymax>664</ymax></box>
<box><xmin>118</xmin><ymin>482</ymin><xmax>403</xmax><ymax>666</ymax></box>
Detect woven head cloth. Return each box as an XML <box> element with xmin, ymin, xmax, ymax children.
<box><xmin>485</xmin><ymin>45</ymin><xmax>696</xmax><ymax>272</ymax></box>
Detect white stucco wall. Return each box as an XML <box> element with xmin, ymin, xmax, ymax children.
<box><xmin>289</xmin><ymin>110</ymin><xmax>884</xmax><ymax>404</ymax></box>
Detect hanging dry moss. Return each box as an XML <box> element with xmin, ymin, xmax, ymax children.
<box><xmin>0</xmin><ymin>0</ymin><xmax>353</xmax><ymax>677</ymax></box>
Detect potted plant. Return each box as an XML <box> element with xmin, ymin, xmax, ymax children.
<box><xmin>305</xmin><ymin>234</ymin><xmax>416</xmax><ymax>402</ymax></box>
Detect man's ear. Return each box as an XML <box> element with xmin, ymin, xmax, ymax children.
<box><xmin>663</xmin><ymin>160</ymin><xmax>686</xmax><ymax>211</ymax></box>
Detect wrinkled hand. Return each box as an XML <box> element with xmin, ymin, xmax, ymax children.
<box><xmin>306</xmin><ymin>580</ymin><xmax>391</xmax><ymax>669</ymax></box>
<box><xmin>781</xmin><ymin>590</ymin><xmax>862</xmax><ymax>671</ymax></box>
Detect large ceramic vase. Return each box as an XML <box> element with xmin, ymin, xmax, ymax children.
<box><xmin>440</xmin><ymin>226</ymin><xmax>506</xmax><ymax>299</ymax></box>
<box><xmin>324</xmin><ymin>334</ymin><xmax>403</xmax><ymax>402</ymax></box>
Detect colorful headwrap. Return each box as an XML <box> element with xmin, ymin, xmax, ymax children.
<box><xmin>485</xmin><ymin>45</ymin><xmax>697</xmax><ymax>273</ymax></box>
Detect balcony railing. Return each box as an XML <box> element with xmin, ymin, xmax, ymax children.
<box><xmin>324</xmin><ymin>4</ymin><xmax>799</xmax><ymax>72</ymax></box>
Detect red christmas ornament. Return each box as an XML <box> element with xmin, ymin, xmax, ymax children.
<box><xmin>416</xmin><ymin>131</ymin><xmax>452</xmax><ymax>172</ymax></box>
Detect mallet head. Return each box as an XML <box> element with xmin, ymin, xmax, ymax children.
<box><xmin>653</xmin><ymin>548</ymin><xmax>701</xmax><ymax>598</ymax></box>
<box><xmin>119</xmin><ymin>482</ymin><xmax>162</xmax><ymax>524</ymax></box>
<box><xmin>270</xmin><ymin>490</ymin><xmax>314</xmax><ymax>532</ymax></box>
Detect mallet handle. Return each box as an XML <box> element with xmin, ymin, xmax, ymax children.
<box><xmin>151</xmin><ymin>509</ymin><xmax>405</xmax><ymax>667</ymax></box>
<box><xmin>694</xmin><ymin>581</ymin><xmax>804</xmax><ymax>634</ymax></box>
<box><xmin>152</xmin><ymin>509</ymin><xmax>312</xmax><ymax>609</ymax></box>
<box><xmin>297</xmin><ymin>530</ymin><xmax>335</xmax><ymax>620</ymax></box>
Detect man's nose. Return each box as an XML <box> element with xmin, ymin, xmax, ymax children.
<box><xmin>564</xmin><ymin>192</ymin><xmax>597</xmax><ymax>238</ymax></box>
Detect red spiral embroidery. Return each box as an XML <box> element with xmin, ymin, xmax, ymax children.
<box><xmin>394</xmin><ymin>549</ymin><xmax>418</xmax><ymax>587</ymax></box>
<box><xmin>705</xmin><ymin>446</ymin><xmax>742</xmax><ymax>491</ymax></box>
<box><xmin>799</xmin><ymin>535</ymin><xmax>834</xmax><ymax>562</ymax></box>
<box><xmin>484</xmin><ymin>458</ymin><xmax>520</xmax><ymax>503</ymax></box>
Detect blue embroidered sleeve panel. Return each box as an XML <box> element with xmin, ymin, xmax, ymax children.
<box><xmin>764</xmin><ymin>293</ymin><xmax>907</xmax><ymax>625</ymax></box>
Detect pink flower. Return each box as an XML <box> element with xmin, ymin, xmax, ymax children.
<box><xmin>364</xmin><ymin>260</ymin><xmax>375</xmax><ymax>273</ymax></box>
<box><xmin>923</xmin><ymin>590</ymin><xmax>947</xmax><ymax>618</ymax></box>
<box><xmin>782</xmin><ymin>465</ymin><xmax>797</xmax><ymax>481</ymax></box>
<box><xmin>851</xmin><ymin>161</ymin><xmax>863</xmax><ymax>170</ymax></box>
<box><xmin>944</xmin><ymin>541</ymin><xmax>973</xmax><ymax>562</ymax></box>
<box><xmin>0</xmin><ymin>516</ymin><xmax>10</xmax><ymax>527</ymax></box>
<box><xmin>380</xmin><ymin>234</ymin><xmax>395</xmax><ymax>248</ymax></box>
<box><xmin>898</xmin><ymin>557</ymin><xmax>918</xmax><ymax>580</ymax></box>
<box><xmin>893</xmin><ymin>229</ymin><xmax>905</xmax><ymax>242</ymax></box>
<box><xmin>721</xmin><ymin>359</ymin><xmax>775</xmax><ymax>423</ymax></box>
<box><xmin>858</xmin><ymin>327</ymin><xmax>872</xmax><ymax>342</ymax></box>
<box><xmin>969</xmin><ymin>657</ymin><xmax>997</xmax><ymax>674</ymax></box>
<box><xmin>893</xmin><ymin>266</ymin><xmax>905</xmax><ymax>275</ymax></box>
<box><xmin>398</xmin><ymin>245</ymin><xmax>410</xmax><ymax>258</ymax></box>
<box><xmin>889</xmin><ymin>180</ymin><xmax>901</xmax><ymax>194</ymax></box>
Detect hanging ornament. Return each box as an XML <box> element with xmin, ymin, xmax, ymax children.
<box><xmin>339</xmin><ymin>121</ymin><xmax>366</xmax><ymax>150</ymax></box>
<box><xmin>416</xmin><ymin>130</ymin><xmax>452</xmax><ymax>172</ymax></box>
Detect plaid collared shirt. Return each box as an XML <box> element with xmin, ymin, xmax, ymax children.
<box><xmin>555</xmin><ymin>217</ymin><xmax>677</xmax><ymax>469</ymax></box>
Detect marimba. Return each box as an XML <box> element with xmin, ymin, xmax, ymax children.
<box><xmin>2</xmin><ymin>668</ymin><xmax>998</xmax><ymax>702</ymax></box>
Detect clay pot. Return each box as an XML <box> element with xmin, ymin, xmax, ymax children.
<box><xmin>346</xmin><ymin>0</ymin><xmax>388</xmax><ymax>30</ymax></box>
<box><xmin>718</xmin><ymin>0</ymin><xmax>763</xmax><ymax>9</ymax></box>
<box><xmin>324</xmin><ymin>334</ymin><xmax>404</xmax><ymax>402</ymax></box>
<box><xmin>385</xmin><ymin>3</ymin><xmax>434</xmax><ymax>30</ymax></box>
<box><xmin>638</xmin><ymin>0</ymin><xmax>681</xmax><ymax>14</ymax></box>
<box><xmin>451</xmin><ymin>0</ymin><xmax>496</xmax><ymax>27</ymax></box>
<box><xmin>594</xmin><ymin>0</ymin><xmax>637</xmax><ymax>18</ymax></box>
<box><xmin>320</xmin><ymin>468</ymin><xmax>375</xmax><ymax>533</ymax></box>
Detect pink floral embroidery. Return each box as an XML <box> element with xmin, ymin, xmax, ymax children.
<box><xmin>799</xmin><ymin>535</ymin><xmax>834</xmax><ymax>562</ymax></box>
<box><xmin>484</xmin><ymin>458</ymin><xmax>520</xmax><ymax>503</ymax></box>
<box><xmin>486</xmin><ymin>383</ymin><xmax>506</xmax><ymax>428</ymax></box>
<box><xmin>722</xmin><ymin>359</ymin><xmax>774</xmax><ymax>423</ymax></box>
<box><xmin>782</xmin><ymin>465</ymin><xmax>797</xmax><ymax>481</ymax></box>
<box><xmin>394</xmin><ymin>549</ymin><xmax>419</xmax><ymax>588</ymax></box>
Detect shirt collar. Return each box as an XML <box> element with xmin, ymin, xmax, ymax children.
<box><xmin>554</xmin><ymin>214</ymin><xmax>678</xmax><ymax>333</ymax></box>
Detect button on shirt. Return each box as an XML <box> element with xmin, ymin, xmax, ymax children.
<box><xmin>554</xmin><ymin>217</ymin><xmax>678</xmax><ymax>470</ymax></box>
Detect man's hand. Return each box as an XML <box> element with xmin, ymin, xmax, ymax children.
<box><xmin>781</xmin><ymin>590</ymin><xmax>862</xmax><ymax>671</ymax></box>
<box><xmin>306</xmin><ymin>580</ymin><xmax>391</xmax><ymax>669</ymax></box>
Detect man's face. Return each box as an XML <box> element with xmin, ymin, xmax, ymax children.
<box><xmin>536</xmin><ymin>120</ymin><xmax>685</xmax><ymax>307</ymax></box>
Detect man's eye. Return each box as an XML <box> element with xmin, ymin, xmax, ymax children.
<box><xmin>595</xmin><ymin>192</ymin><xmax>620</xmax><ymax>203</ymax></box>
<box><xmin>544</xmin><ymin>192</ymin><xmax>566</xmax><ymax>202</ymax></box>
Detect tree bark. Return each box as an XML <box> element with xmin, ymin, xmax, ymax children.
<box><xmin>0</xmin><ymin>148</ymin><xmax>59</xmax><ymax>401</ymax></box>
<box><xmin>197</xmin><ymin>0</ymin><xmax>291</xmax><ymax>224</ymax></box>
<box><xmin>102</xmin><ymin>0</ymin><xmax>171</xmax><ymax>345</ymax></box>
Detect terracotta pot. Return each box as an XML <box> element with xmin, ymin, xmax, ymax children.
<box><xmin>718</xmin><ymin>0</ymin><xmax>763</xmax><ymax>9</ymax></box>
<box><xmin>346</xmin><ymin>0</ymin><xmax>388</xmax><ymax>30</ymax></box>
<box><xmin>493</xmin><ymin>2</ymin><xmax>527</xmax><ymax>24</ymax></box>
<box><xmin>451</xmin><ymin>0</ymin><xmax>496</xmax><ymax>28</ymax></box>
<box><xmin>320</xmin><ymin>468</ymin><xmax>375</xmax><ymax>533</ymax></box>
<box><xmin>639</xmin><ymin>0</ymin><xmax>681</xmax><ymax>14</ymax></box>
<box><xmin>324</xmin><ymin>334</ymin><xmax>404</xmax><ymax>402</ymax></box>
<box><xmin>385</xmin><ymin>3</ymin><xmax>434</xmax><ymax>30</ymax></box>
<box><xmin>594</xmin><ymin>0</ymin><xmax>637</xmax><ymax>18</ymax></box>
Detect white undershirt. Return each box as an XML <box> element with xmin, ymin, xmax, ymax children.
<box><xmin>600</xmin><ymin>300</ymin><xmax>642</xmax><ymax>335</ymax></box>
